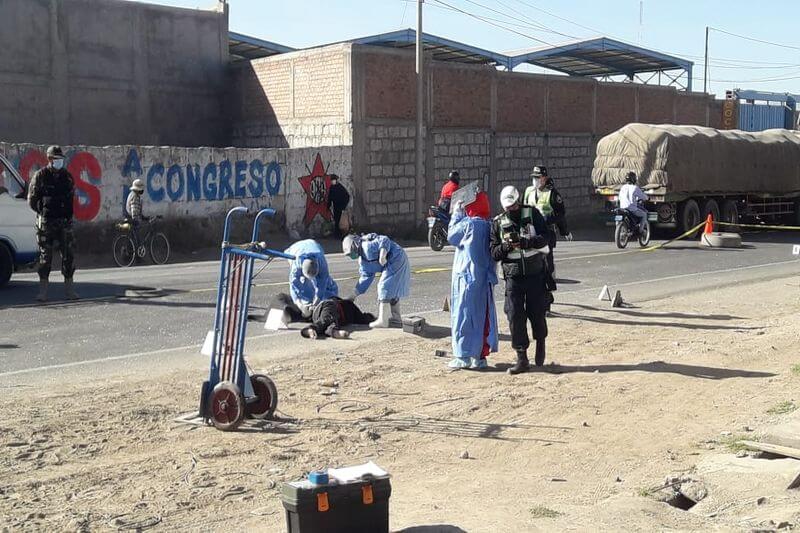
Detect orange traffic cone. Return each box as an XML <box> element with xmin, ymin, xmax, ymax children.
<box><xmin>703</xmin><ymin>214</ymin><xmax>713</xmax><ymax>235</ymax></box>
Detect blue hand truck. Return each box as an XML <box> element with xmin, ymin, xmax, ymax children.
<box><xmin>198</xmin><ymin>207</ymin><xmax>295</xmax><ymax>431</ymax></box>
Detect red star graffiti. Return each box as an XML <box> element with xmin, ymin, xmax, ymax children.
<box><xmin>298</xmin><ymin>153</ymin><xmax>332</xmax><ymax>226</ymax></box>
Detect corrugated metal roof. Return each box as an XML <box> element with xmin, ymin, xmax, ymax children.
<box><xmin>229</xmin><ymin>32</ymin><xmax>295</xmax><ymax>62</ymax></box>
<box><xmin>508</xmin><ymin>37</ymin><xmax>692</xmax><ymax>78</ymax></box>
<box><xmin>339</xmin><ymin>29</ymin><xmax>512</xmax><ymax>67</ymax></box>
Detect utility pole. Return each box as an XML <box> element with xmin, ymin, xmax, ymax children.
<box><xmin>704</xmin><ymin>26</ymin><xmax>709</xmax><ymax>93</ymax></box>
<box><xmin>415</xmin><ymin>0</ymin><xmax>424</xmax><ymax>228</ymax></box>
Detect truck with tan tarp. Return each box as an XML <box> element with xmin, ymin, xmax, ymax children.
<box><xmin>591</xmin><ymin>123</ymin><xmax>800</xmax><ymax>234</ymax></box>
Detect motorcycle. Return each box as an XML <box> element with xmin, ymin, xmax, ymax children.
<box><xmin>427</xmin><ymin>205</ymin><xmax>450</xmax><ymax>251</ymax></box>
<box><xmin>613</xmin><ymin>206</ymin><xmax>651</xmax><ymax>249</ymax></box>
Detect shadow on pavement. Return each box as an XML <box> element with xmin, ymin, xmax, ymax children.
<box><xmin>554</xmin><ymin>311</ymin><xmax>760</xmax><ymax>331</ymax></box>
<box><xmin>558</xmin><ymin>302</ymin><xmax>745</xmax><ymax>321</ymax></box>
<box><xmin>543</xmin><ymin>361</ymin><xmax>775</xmax><ymax>380</ymax></box>
<box><xmin>397</xmin><ymin>527</ymin><xmax>468</xmax><ymax>533</ymax></box>
<box><xmin>1</xmin><ymin>281</ymin><xmax>215</xmax><ymax>309</ymax></box>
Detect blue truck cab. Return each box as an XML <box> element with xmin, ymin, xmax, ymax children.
<box><xmin>0</xmin><ymin>153</ymin><xmax>37</xmax><ymax>287</ymax></box>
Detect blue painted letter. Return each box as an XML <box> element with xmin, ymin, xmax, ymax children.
<box><xmin>234</xmin><ymin>160</ymin><xmax>247</xmax><ymax>198</ymax></box>
<box><xmin>248</xmin><ymin>160</ymin><xmax>264</xmax><ymax>198</ymax></box>
<box><xmin>203</xmin><ymin>163</ymin><xmax>218</xmax><ymax>201</ymax></box>
<box><xmin>265</xmin><ymin>161</ymin><xmax>282</xmax><ymax>197</ymax></box>
<box><xmin>218</xmin><ymin>160</ymin><xmax>234</xmax><ymax>200</ymax></box>
<box><xmin>147</xmin><ymin>163</ymin><xmax>165</xmax><ymax>202</ymax></box>
<box><xmin>166</xmin><ymin>164</ymin><xmax>185</xmax><ymax>202</ymax></box>
<box><xmin>186</xmin><ymin>164</ymin><xmax>202</xmax><ymax>201</ymax></box>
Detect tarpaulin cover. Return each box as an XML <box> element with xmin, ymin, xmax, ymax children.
<box><xmin>591</xmin><ymin>123</ymin><xmax>800</xmax><ymax>194</ymax></box>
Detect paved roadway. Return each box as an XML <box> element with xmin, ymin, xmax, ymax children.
<box><xmin>1</xmin><ymin>232</ymin><xmax>798</xmax><ymax>377</ymax></box>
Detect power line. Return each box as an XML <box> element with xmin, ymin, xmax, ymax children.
<box><xmin>457</xmin><ymin>0</ymin><xmax>581</xmax><ymax>40</ymax></box>
<box><xmin>710</xmin><ymin>27</ymin><xmax>800</xmax><ymax>52</ymax></box>
<box><xmin>428</xmin><ymin>0</ymin><xmax>555</xmax><ymax>47</ymax></box>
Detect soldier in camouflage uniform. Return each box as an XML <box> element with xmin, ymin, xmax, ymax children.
<box><xmin>27</xmin><ymin>145</ymin><xmax>79</xmax><ymax>302</ymax></box>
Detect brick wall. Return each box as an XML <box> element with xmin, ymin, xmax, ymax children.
<box><xmin>229</xmin><ymin>45</ymin><xmax>351</xmax><ymax>149</ymax></box>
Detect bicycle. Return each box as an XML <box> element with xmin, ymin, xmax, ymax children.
<box><xmin>112</xmin><ymin>216</ymin><xmax>170</xmax><ymax>267</ymax></box>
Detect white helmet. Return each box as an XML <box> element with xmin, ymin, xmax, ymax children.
<box><xmin>342</xmin><ymin>234</ymin><xmax>361</xmax><ymax>259</ymax></box>
<box><xmin>301</xmin><ymin>258</ymin><xmax>318</xmax><ymax>279</ymax></box>
<box><xmin>131</xmin><ymin>179</ymin><xmax>145</xmax><ymax>192</ymax></box>
<box><xmin>500</xmin><ymin>185</ymin><xmax>520</xmax><ymax>209</ymax></box>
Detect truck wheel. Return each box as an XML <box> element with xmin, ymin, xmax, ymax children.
<box><xmin>701</xmin><ymin>199</ymin><xmax>720</xmax><ymax>227</ymax></box>
<box><xmin>679</xmin><ymin>199</ymin><xmax>701</xmax><ymax>237</ymax></box>
<box><xmin>0</xmin><ymin>243</ymin><xmax>12</xmax><ymax>288</ymax></box>
<box><xmin>721</xmin><ymin>200</ymin><xmax>739</xmax><ymax>232</ymax></box>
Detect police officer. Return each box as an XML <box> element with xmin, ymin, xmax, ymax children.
<box><xmin>27</xmin><ymin>145</ymin><xmax>78</xmax><ymax>302</ymax></box>
<box><xmin>490</xmin><ymin>186</ymin><xmax>550</xmax><ymax>375</ymax></box>
<box><xmin>523</xmin><ymin>166</ymin><xmax>572</xmax><ymax>313</ymax></box>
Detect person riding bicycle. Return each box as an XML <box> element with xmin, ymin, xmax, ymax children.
<box><xmin>619</xmin><ymin>171</ymin><xmax>648</xmax><ymax>232</ymax></box>
<box><xmin>125</xmin><ymin>179</ymin><xmax>148</xmax><ymax>242</ymax></box>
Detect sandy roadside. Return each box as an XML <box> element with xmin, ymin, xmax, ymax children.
<box><xmin>1</xmin><ymin>274</ymin><xmax>800</xmax><ymax>532</ymax></box>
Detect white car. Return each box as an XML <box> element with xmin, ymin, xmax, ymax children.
<box><xmin>0</xmin><ymin>153</ymin><xmax>37</xmax><ymax>287</ymax></box>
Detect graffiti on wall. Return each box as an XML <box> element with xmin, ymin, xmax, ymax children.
<box><xmin>298</xmin><ymin>153</ymin><xmax>332</xmax><ymax>226</ymax></box>
<box><xmin>121</xmin><ymin>149</ymin><xmax>282</xmax><ymax>212</ymax></box>
<box><xmin>17</xmin><ymin>148</ymin><xmax>103</xmax><ymax>222</ymax></box>
<box><xmin>5</xmin><ymin>147</ymin><xmax>284</xmax><ymax>223</ymax></box>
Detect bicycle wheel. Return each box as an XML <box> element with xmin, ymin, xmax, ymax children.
<box><xmin>149</xmin><ymin>232</ymin><xmax>170</xmax><ymax>265</ymax></box>
<box><xmin>112</xmin><ymin>234</ymin><xmax>136</xmax><ymax>267</ymax></box>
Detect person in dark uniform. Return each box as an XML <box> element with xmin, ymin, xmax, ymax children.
<box><xmin>490</xmin><ymin>186</ymin><xmax>551</xmax><ymax>375</ymax></box>
<box><xmin>27</xmin><ymin>145</ymin><xmax>78</xmax><ymax>302</ymax></box>
<box><xmin>327</xmin><ymin>174</ymin><xmax>351</xmax><ymax>238</ymax></box>
<box><xmin>523</xmin><ymin>166</ymin><xmax>572</xmax><ymax>314</ymax></box>
<box><xmin>300</xmin><ymin>297</ymin><xmax>376</xmax><ymax>339</ymax></box>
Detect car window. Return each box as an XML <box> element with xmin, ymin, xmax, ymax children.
<box><xmin>0</xmin><ymin>156</ymin><xmax>25</xmax><ymax>198</ymax></box>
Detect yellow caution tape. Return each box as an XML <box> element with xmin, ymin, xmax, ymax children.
<box><xmin>638</xmin><ymin>221</ymin><xmax>706</xmax><ymax>252</ymax></box>
<box><xmin>716</xmin><ymin>221</ymin><xmax>800</xmax><ymax>231</ymax></box>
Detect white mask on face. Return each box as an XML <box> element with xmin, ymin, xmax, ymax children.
<box><xmin>52</xmin><ymin>159</ymin><xmax>65</xmax><ymax>170</ymax></box>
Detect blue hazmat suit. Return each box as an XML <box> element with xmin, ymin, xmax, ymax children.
<box><xmin>354</xmin><ymin>234</ymin><xmax>411</xmax><ymax>301</ymax></box>
<box><xmin>447</xmin><ymin>210</ymin><xmax>499</xmax><ymax>360</ymax></box>
<box><xmin>285</xmin><ymin>239</ymin><xmax>338</xmax><ymax>306</ymax></box>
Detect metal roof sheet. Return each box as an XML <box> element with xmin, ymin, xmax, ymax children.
<box><xmin>508</xmin><ymin>37</ymin><xmax>693</xmax><ymax>77</ymax></box>
<box><xmin>229</xmin><ymin>31</ymin><xmax>295</xmax><ymax>62</ymax></box>
<box><xmin>343</xmin><ymin>29</ymin><xmax>512</xmax><ymax>68</ymax></box>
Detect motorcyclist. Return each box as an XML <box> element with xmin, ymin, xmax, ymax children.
<box><xmin>438</xmin><ymin>171</ymin><xmax>461</xmax><ymax>213</ymax></box>
<box><xmin>619</xmin><ymin>171</ymin><xmax>649</xmax><ymax>232</ymax></box>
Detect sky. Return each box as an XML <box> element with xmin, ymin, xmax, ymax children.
<box><xmin>132</xmin><ymin>0</ymin><xmax>800</xmax><ymax>96</ymax></box>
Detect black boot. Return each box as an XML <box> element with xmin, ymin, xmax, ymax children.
<box><xmin>508</xmin><ymin>351</ymin><xmax>530</xmax><ymax>375</ymax></box>
<box><xmin>534</xmin><ymin>339</ymin><xmax>546</xmax><ymax>367</ymax></box>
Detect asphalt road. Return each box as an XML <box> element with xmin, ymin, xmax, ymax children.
<box><xmin>1</xmin><ymin>232</ymin><xmax>798</xmax><ymax>377</ymax></box>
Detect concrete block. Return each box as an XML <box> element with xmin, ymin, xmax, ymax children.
<box><xmin>434</xmin><ymin>133</ymin><xmax>445</xmax><ymax>144</ymax></box>
<box><xmin>387</xmin><ymin>203</ymin><xmax>399</xmax><ymax>215</ymax></box>
<box><xmin>377</xmin><ymin>126</ymin><xmax>389</xmax><ymax>138</ymax></box>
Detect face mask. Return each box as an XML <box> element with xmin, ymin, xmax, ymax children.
<box><xmin>52</xmin><ymin>159</ymin><xmax>65</xmax><ymax>170</ymax></box>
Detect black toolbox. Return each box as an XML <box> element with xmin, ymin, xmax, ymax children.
<box><xmin>280</xmin><ymin>475</ymin><xmax>391</xmax><ymax>533</ymax></box>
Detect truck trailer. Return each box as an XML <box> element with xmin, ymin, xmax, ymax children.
<box><xmin>591</xmin><ymin>124</ymin><xmax>800</xmax><ymax>234</ymax></box>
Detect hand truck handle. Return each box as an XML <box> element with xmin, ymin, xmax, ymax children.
<box><xmin>252</xmin><ymin>208</ymin><xmax>277</xmax><ymax>243</ymax></box>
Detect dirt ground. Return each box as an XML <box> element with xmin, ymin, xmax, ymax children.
<box><xmin>2</xmin><ymin>275</ymin><xmax>800</xmax><ymax>532</ymax></box>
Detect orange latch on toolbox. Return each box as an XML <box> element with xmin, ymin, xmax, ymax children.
<box><xmin>317</xmin><ymin>492</ymin><xmax>329</xmax><ymax>512</ymax></box>
<box><xmin>362</xmin><ymin>484</ymin><xmax>374</xmax><ymax>505</ymax></box>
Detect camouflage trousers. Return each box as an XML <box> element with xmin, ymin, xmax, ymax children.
<box><xmin>36</xmin><ymin>219</ymin><xmax>75</xmax><ymax>279</ymax></box>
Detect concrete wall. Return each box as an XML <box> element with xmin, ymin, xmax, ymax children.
<box><xmin>0</xmin><ymin>142</ymin><xmax>353</xmax><ymax>250</ymax></box>
<box><xmin>229</xmin><ymin>44</ymin><xmax>353</xmax><ymax>149</ymax></box>
<box><xmin>0</xmin><ymin>0</ymin><xmax>229</xmax><ymax>147</ymax></box>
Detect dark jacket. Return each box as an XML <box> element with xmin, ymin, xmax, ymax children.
<box><xmin>309</xmin><ymin>297</ymin><xmax>375</xmax><ymax>337</ymax></box>
<box><xmin>490</xmin><ymin>207</ymin><xmax>549</xmax><ymax>279</ymax></box>
<box><xmin>328</xmin><ymin>182</ymin><xmax>350</xmax><ymax>211</ymax></box>
<box><xmin>27</xmin><ymin>166</ymin><xmax>75</xmax><ymax>221</ymax></box>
